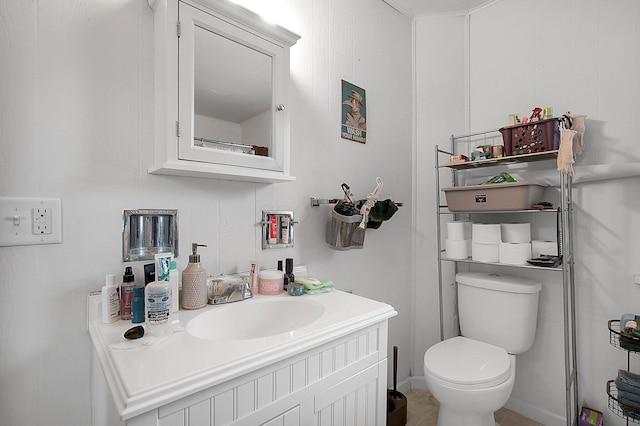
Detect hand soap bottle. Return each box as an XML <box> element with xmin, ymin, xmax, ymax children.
<box><xmin>181</xmin><ymin>243</ymin><xmax>207</xmax><ymax>309</ymax></box>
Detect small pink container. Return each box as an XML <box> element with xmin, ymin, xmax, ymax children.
<box><xmin>259</xmin><ymin>270</ymin><xmax>284</xmax><ymax>295</ymax></box>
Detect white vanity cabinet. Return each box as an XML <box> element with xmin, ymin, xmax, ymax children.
<box><xmin>88</xmin><ymin>291</ymin><xmax>396</xmax><ymax>426</ymax></box>
<box><xmin>147</xmin><ymin>0</ymin><xmax>300</xmax><ymax>183</ymax></box>
<box><xmin>127</xmin><ymin>324</ymin><xmax>387</xmax><ymax>426</ymax></box>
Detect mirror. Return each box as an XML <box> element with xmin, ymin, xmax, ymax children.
<box><xmin>193</xmin><ymin>26</ymin><xmax>273</xmax><ymax>156</ymax></box>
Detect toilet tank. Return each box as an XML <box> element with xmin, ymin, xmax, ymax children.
<box><xmin>457</xmin><ymin>272</ymin><xmax>542</xmax><ymax>354</ymax></box>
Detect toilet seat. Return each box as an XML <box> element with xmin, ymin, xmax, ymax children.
<box><xmin>424</xmin><ymin>336</ymin><xmax>511</xmax><ymax>389</ymax></box>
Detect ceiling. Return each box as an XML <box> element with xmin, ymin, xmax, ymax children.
<box><xmin>386</xmin><ymin>0</ymin><xmax>493</xmax><ymax>16</ymax></box>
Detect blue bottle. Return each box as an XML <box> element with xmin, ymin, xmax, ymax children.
<box><xmin>131</xmin><ymin>287</ymin><xmax>145</xmax><ymax>324</ymax></box>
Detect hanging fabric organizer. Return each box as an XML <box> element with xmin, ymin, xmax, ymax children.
<box><xmin>311</xmin><ymin>178</ymin><xmax>402</xmax><ymax>250</ymax></box>
<box><xmin>326</xmin><ymin>206</ymin><xmax>366</xmax><ymax>250</ymax></box>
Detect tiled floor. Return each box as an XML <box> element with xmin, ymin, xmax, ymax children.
<box><xmin>404</xmin><ymin>389</ymin><xmax>543</xmax><ymax>426</ymax></box>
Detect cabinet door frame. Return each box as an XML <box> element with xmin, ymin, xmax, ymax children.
<box><xmin>148</xmin><ymin>0</ymin><xmax>299</xmax><ymax>183</ymax></box>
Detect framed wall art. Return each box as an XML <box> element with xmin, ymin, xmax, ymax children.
<box><xmin>341</xmin><ymin>80</ymin><xmax>366</xmax><ymax>144</ymax></box>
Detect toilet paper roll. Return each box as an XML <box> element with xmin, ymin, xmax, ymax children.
<box><xmin>472</xmin><ymin>224</ymin><xmax>501</xmax><ymax>244</ymax></box>
<box><xmin>531</xmin><ymin>240</ymin><xmax>558</xmax><ymax>258</ymax></box>
<box><xmin>447</xmin><ymin>221</ymin><xmax>472</xmax><ymax>241</ymax></box>
<box><xmin>472</xmin><ymin>242</ymin><xmax>500</xmax><ymax>263</ymax></box>
<box><xmin>500</xmin><ymin>223</ymin><xmax>531</xmax><ymax>243</ymax></box>
<box><xmin>499</xmin><ymin>242</ymin><xmax>532</xmax><ymax>265</ymax></box>
<box><xmin>446</xmin><ymin>239</ymin><xmax>469</xmax><ymax>259</ymax></box>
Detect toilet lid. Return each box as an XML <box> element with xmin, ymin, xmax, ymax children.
<box><xmin>424</xmin><ymin>336</ymin><xmax>511</xmax><ymax>388</ymax></box>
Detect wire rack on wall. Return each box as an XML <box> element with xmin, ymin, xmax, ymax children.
<box><xmin>607</xmin><ymin>380</ymin><xmax>640</xmax><ymax>424</ymax></box>
<box><xmin>607</xmin><ymin>319</ymin><xmax>640</xmax><ymax>425</ymax></box>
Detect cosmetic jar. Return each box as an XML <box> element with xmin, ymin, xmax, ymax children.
<box><xmin>259</xmin><ymin>270</ymin><xmax>284</xmax><ymax>295</ymax></box>
<box><xmin>288</xmin><ymin>282</ymin><xmax>304</xmax><ymax>296</ymax></box>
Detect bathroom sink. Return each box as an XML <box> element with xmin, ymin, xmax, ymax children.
<box><xmin>186</xmin><ymin>296</ymin><xmax>325</xmax><ymax>341</ymax></box>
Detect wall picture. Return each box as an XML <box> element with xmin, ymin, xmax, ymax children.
<box><xmin>341</xmin><ymin>80</ymin><xmax>367</xmax><ymax>144</ymax></box>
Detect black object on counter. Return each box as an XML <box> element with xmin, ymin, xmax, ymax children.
<box><xmin>124</xmin><ymin>325</ymin><xmax>144</xmax><ymax>340</ymax></box>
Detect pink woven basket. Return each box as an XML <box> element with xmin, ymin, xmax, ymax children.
<box><xmin>499</xmin><ymin>118</ymin><xmax>560</xmax><ymax>156</ymax></box>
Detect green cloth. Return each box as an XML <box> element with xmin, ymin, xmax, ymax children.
<box><xmin>366</xmin><ymin>199</ymin><xmax>399</xmax><ymax>229</ymax></box>
<box><xmin>482</xmin><ymin>172</ymin><xmax>517</xmax><ymax>185</ymax></box>
<box><xmin>305</xmin><ymin>287</ymin><xmax>335</xmax><ymax>295</ymax></box>
<box><xmin>294</xmin><ymin>277</ymin><xmax>335</xmax><ymax>292</ymax></box>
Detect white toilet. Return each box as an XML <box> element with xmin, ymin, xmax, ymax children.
<box><xmin>423</xmin><ymin>272</ymin><xmax>542</xmax><ymax>426</ymax></box>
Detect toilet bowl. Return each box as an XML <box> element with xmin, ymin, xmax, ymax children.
<box><xmin>423</xmin><ymin>336</ymin><xmax>516</xmax><ymax>426</ymax></box>
<box><xmin>423</xmin><ymin>272</ymin><xmax>541</xmax><ymax>426</ymax></box>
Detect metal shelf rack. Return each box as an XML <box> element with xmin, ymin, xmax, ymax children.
<box><xmin>434</xmin><ymin>129</ymin><xmax>577</xmax><ymax>426</ymax></box>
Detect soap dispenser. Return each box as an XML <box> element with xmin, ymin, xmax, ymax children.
<box><xmin>181</xmin><ymin>243</ymin><xmax>207</xmax><ymax>309</ymax></box>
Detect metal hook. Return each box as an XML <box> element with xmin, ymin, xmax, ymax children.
<box><xmin>341</xmin><ymin>183</ymin><xmax>354</xmax><ymax>203</ymax></box>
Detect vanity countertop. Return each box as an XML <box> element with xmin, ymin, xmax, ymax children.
<box><xmin>88</xmin><ymin>290</ymin><xmax>396</xmax><ymax>420</ymax></box>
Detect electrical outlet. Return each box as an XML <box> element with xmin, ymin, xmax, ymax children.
<box><xmin>0</xmin><ymin>197</ymin><xmax>62</xmax><ymax>246</ymax></box>
<box><xmin>33</xmin><ymin>207</ymin><xmax>53</xmax><ymax>235</ymax></box>
<box><xmin>634</xmin><ymin>275</ymin><xmax>640</xmax><ymax>285</ymax></box>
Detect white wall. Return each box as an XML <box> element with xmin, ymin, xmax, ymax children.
<box><xmin>0</xmin><ymin>1</ymin><xmax>412</xmax><ymax>425</ymax></box>
<box><xmin>242</xmin><ymin>110</ymin><xmax>271</xmax><ymax>148</ymax></box>
<box><xmin>195</xmin><ymin>113</ymin><xmax>243</xmax><ymax>145</ymax></box>
<box><xmin>415</xmin><ymin>1</ymin><xmax>640</xmax><ymax>425</ymax></box>
<box><xmin>413</xmin><ymin>12</ymin><xmax>468</xmax><ymax>378</ymax></box>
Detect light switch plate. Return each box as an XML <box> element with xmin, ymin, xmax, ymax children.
<box><xmin>0</xmin><ymin>197</ymin><xmax>62</xmax><ymax>246</ymax></box>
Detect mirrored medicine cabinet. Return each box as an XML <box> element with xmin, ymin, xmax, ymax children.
<box><xmin>147</xmin><ymin>0</ymin><xmax>300</xmax><ymax>183</ymax></box>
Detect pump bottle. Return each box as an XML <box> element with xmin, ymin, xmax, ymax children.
<box><xmin>120</xmin><ymin>266</ymin><xmax>135</xmax><ymax>320</ymax></box>
<box><xmin>285</xmin><ymin>258</ymin><xmax>295</xmax><ymax>291</ymax></box>
<box><xmin>181</xmin><ymin>243</ymin><xmax>207</xmax><ymax>309</ymax></box>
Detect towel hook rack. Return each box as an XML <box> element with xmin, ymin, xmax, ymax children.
<box><xmin>310</xmin><ymin>197</ymin><xmax>403</xmax><ymax>207</ymax></box>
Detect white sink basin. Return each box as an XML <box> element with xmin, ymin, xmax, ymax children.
<box><xmin>186</xmin><ymin>296</ymin><xmax>325</xmax><ymax>341</ymax></box>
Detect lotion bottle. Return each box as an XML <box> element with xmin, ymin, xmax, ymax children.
<box><xmin>145</xmin><ymin>280</ymin><xmax>172</xmax><ymax>336</ymax></box>
<box><xmin>181</xmin><ymin>243</ymin><xmax>207</xmax><ymax>309</ymax></box>
<box><xmin>280</xmin><ymin>216</ymin><xmax>290</xmax><ymax>244</ymax></box>
<box><xmin>101</xmin><ymin>274</ymin><xmax>120</xmax><ymax>323</ymax></box>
